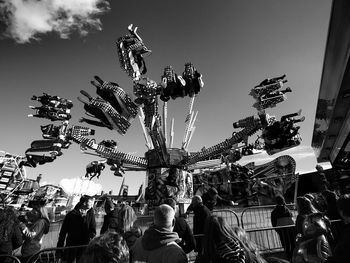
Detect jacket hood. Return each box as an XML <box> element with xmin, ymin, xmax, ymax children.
<box><xmin>141</xmin><ymin>224</ymin><xmax>180</xmax><ymax>250</ymax></box>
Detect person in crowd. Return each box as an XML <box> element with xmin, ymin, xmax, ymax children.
<box><xmin>270</xmin><ymin>195</ymin><xmax>295</xmax><ymax>260</ymax></box>
<box><xmin>201</xmin><ymin>187</ymin><xmax>237</xmax><ymax>211</ymax></box>
<box><xmin>57</xmin><ymin>196</ymin><xmax>96</xmax><ymax>263</ymax></box>
<box><xmin>201</xmin><ymin>215</ymin><xmax>245</xmax><ymax>263</ymax></box>
<box><xmin>100</xmin><ymin>198</ymin><xmax>119</xmax><ymax>235</ymax></box>
<box><xmin>0</xmin><ymin>207</ymin><xmax>23</xmax><ymax>258</ymax></box>
<box><xmin>321</xmin><ymin>190</ymin><xmax>340</xmax><ymax>220</ymax></box>
<box><xmin>114</xmin><ymin>204</ymin><xmax>141</xmax><ymax>248</ymax></box>
<box><xmin>131</xmin><ymin>204</ymin><xmax>187</xmax><ymax>263</ymax></box>
<box><xmin>322</xmin><ymin>190</ymin><xmax>342</xmax><ymax>245</ymax></box>
<box><xmin>20</xmin><ymin>206</ymin><xmax>50</xmax><ymax>263</ymax></box>
<box><xmin>325</xmin><ymin>194</ymin><xmax>350</xmax><ymax>263</ymax></box>
<box><xmin>79</xmin><ymin>232</ymin><xmax>129</xmax><ymax>263</ymax></box>
<box><xmin>83</xmin><ymin>195</ymin><xmax>97</xmax><ymax>240</ymax></box>
<box><xmin>295</xmin><ymin>196</ymin><xmax>319</xmax><ymax>236</ymax></box>
<box><xmin>186</xmin><ymin>195</ymin><xmax>211</xmax><ymax>254</ymax></box>
<box><xmin>232</xmin><ymin>226</ymin><xmax>267</xmax><ymax>263</ymax></box>
<box><xmin>164</xmin><ymin>198</ymin><xmax>196</xmax><ymax>254</ymax></box>
<box><xmin>293</xmin><ymin>196</ymin><xmax>333</xmax><ymax>263</ymax></box>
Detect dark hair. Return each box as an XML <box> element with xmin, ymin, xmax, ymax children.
<box><xmin>80</xmin><ymin>195</ymin><xmax>94</xmax><ymax>203</ymax></box>
<box><xmin>0</xmin><ymin>207</ymin><xmax>19</xmax><ymax>241</ymax></box>
<box><xmin>79</xmin><ymin>232</ymin><xmax>129</xmax><ymax>263</ymax></box>
<box><xmin>337</xmin><ymin>194</ymin><xmax>350</xmax><ymax>217</ymax></box>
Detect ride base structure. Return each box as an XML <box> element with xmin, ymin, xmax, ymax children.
<box><xmin>0</xmin><ymin>25</ymin><xmax>305</xmax><ymax>207</ymax></box>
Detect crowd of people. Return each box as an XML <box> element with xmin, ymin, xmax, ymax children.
<box><xmin>1</xmin><ymin>188</ymin><xmax>350</xmax><ymax>263</ymax></box>
<box><xmin>270</xmin><ymin>191</ymin><xmax>350</xmax><ymax>263</ymax></box>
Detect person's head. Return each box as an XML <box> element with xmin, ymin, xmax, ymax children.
<box><xmin>26</xmin><ymin>208</ymin><xmax>41</xmax><ymax>223</ymax></box>
<box><xmin>104</xmin><ymin>198</ymin><xmax>115</xmax><ymax>214</ymax></box>
<box><xmin>296</xmin><ymin>196</ymin><xmax>319</xmax><ymax>215</ymax></box>
<box><xmin>191</xmin><ymin>195</ymin><xmax>203</xmax><ymax>208</ymax></box>
<box><xmin>116</xmin><ymin>205</ymin><xmax>137</xmax><ymax>233</ymax></box>
<box><xmin>153</xmin><ymin>204</ymin><xmax>175</xmax><ymax>230</ymax></box>
<box><xmin>275</xmin><ymin>195</ymin><xmax>286</xmax><ymax>206</ymax></box>
<box><xmin>79</xmin><ymin>232</ymin><xmax>129</xmax><ymax>263</ymax></box>
<box><xmin>315</xmin><ymin>165</ymin><xmax>324</xmax><ymax>172</ymax></box>
<box><xmin>79</xmin><ymin>195</ymin><xmax>95</xmax><ymax>209</ymax></box>
<box><xmin>337</xmin><ymin>194</ymin><xmax>350</xmax><ymax>223</ymax></box>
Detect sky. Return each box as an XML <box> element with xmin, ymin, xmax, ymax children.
<box><xmin>0</xmin><ymin>0</ymin><xmax>333</xmax><ymax>195</ymax></box>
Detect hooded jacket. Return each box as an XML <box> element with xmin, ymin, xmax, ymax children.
<box><xmin>57</xmin><ymin>208</ymin><xmax>95</xmax><ymax>248</ymax></box>
<box><xmin>131</xmin><ymin>224</ymin><xmax>188</xmax><ymax>263</ymax></box>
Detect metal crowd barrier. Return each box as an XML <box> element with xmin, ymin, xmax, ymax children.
<box><xmin>246</xmin><ymin>225</ymin><xmax>295</xmax><ymax>254</ymax></box>
<box><xmin>0</xmin><ymin>254</ymin><xmax>21</xmax><ymax>263</ymax></box>
<box><xmin>240</xmin><ymin>204</ymin><xmax>297</xmax><ymax>229</ymax></box>
<box><xmin>26</xmin><ymin>245</ymin><xmax>88</xmax><ymax>263</ymax></box>
<box><xmin>186</xmin><ymin>208</ymin><xmax>240</xmax><ymax>230</ymax></box>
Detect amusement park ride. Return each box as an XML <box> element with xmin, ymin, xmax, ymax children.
<box><xmin>0</xmin><ymin>25</ymin><xmax>305</xmax><ymax>207</ymax></box>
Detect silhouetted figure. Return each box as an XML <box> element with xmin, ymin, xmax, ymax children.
<box><xmin>271</xmin><ymin>195</ymin><xmax>295</xmax><ymax>260</ymax></box>
<box><xmin>164</xmin><ymin>198</ymin><xmax>196</xmax><ymax>254</ymax></box>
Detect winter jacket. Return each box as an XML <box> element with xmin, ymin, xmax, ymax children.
<box><xmin>174</xmin><ymin>216</ymin><xmax>196</xmax><ymax>254</ymax></box>
<box><xmin>57</xmin><ymin>208</ymin><xmax>96</xmax><ymax>248</ymax></box>
<box><xmin>0</xmin><ymin>223</ymin><xmax>23</xmax><ymax>255</ymax></box>
<box><xmin>192</xmin><ymin>204</ymin><xmax>211</xmax><ymax>236</ymax></box>
<box><xmin>131</xmin><ymin>224</ymin><xmax>188</xmax><ymax>263</ymax></box>
<box><xmin>21</xmin><ymin>218</ymin><xmax>50</xmax><ymax>258</ymax></box>
<box><xmin>100</xmin><ymin>209</ymin><xmax>119</xmax><ymax>235</ymax></box>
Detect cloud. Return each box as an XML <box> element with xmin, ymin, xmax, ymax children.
<box><xmin>59</xmin><ymin>177</ymin><xmax>102</xmax><ymax>196</ymax></box>
<box><xmin>0</xmin><ymin>0</ymin><xmax>110</xmax><ymax>43</ymax></box>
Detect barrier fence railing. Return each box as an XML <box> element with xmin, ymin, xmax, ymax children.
<box><xmin>240</xmin><ymin>204</ymin><xmax>297</xmax><ymax>229</ymax></box>
<box><xmin>0</xmin><ymin>254</ymin><xmax>21</xmax><ymax>263</ymax></box>
<box><xmin>186</xmin><ymin>208</ymin><xmax>240</xmax><ymax>230</ymax></box>
<box><xmin>26</xmin><ymin>245</ymin><xmax>88</xmax><ymax>263</ymax></box>
<box><xmin>16</xmin><ymin>207</ymin><xmax>342</xmax><ymax>263</ymax></box>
